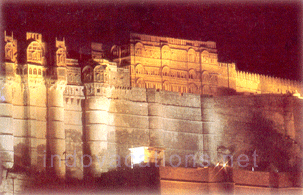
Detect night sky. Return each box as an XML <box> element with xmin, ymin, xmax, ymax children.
<box><xmin>2</xmin><ymin>1</ymin><xmax>302</xmax><ymax>81</ymax></box>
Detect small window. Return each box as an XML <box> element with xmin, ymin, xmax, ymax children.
<box><xmin>29</xmin><ymin>68</ymin><xmax>32</xmax><ymax>74</ymax></box>
<box><xmin>33</xmin><ymin>68</ymin><xmax>37</xmax><ymax>75</ymax></box>
<box><xmin>97</xmin><ymin>89</ymin><xmax>100</xmax><ymax>93</ymax></box>
<box><xmin>38</xmin><ymin>69</ymin><xmax>41</xmax><ymax>75</ymax></box>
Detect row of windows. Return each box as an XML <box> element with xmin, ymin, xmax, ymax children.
<box><xmin>164</xmin><ymin>84</ymin><xmax>198</xmax><ymax>93</ymax></box>
<box><xmin>83</xmin><ymin>73</ymin><xmax>108</xmax><ymax>82</ymax></box>
<box><xmin>135</xmin><ymin>51</ymin><xmax>214</xmax><ymax>63</ymax></box>
<box><xmin>65</xmin><ymin>98</ymin><xmax>81</xmax><ymax>105</ymax></box>
<box><xmin>135</xmin><ymin>68</ymin><xmax>160</xmax><ymax>76</ymax></box>
<box><xmin>29</xmin><ymin>68</ymin><xmax>43</xmax><ymax>75</ymax></box>
<box><xmin>137</xmin><ymin>78</ymin><xmax>216</xmax><ymax>95</ymax></box>
<box><xmin>137</xmin><ymin>79</ymin><xmax>199</xmax><ymax>94</ymax></box>
<box><xmin>136</xmin><ymin>68</ymin><xmax>197</xmax><ymax>79</ymax></box>
<box><xmin>15</xmin><ymin>68</ymin><xmax>45</xmax><ymax>76</ymax></box>
<box><xmin>135</xmin><ymin>44</ymin><xmax>216</xmax><ymax>63</ymax></box>
<box><xmin>145</xmin><ymin>83</ymin><xmax>162</xmax><ymax>89</ymax></box>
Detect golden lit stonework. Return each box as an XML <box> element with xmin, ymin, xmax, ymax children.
<box><xmin>111</xmin><ymin>33</ymin><xmax>302</xmax><ymax>96</ymax></box>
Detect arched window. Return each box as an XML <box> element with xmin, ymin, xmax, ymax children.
<box><xmin>136</xmin><ymin>78</ymin><xmax>145</xmax><ymax>88</ymax></box>
<box><xmin>33</xmin><ymin>68</ymin><xmax>37</xmax><ymax>75</ymax></box>
<box><xmin>56</xmin><ymin>48</ymin><xmax>66</xmax><ymax>65</ymax></box>
<box><xmin>202</xmin><ymin>71</ymin><xmax>210</xmax><ymax>83</ymax></box>
<box><xmin>135</xmin><ymin>48</ymin><xmax>142</xmax><ymax>56</ymax></box>
<box><xmin>135</xmin><ymin>64</ymin><xmax>144</xmax><ymax>74</ymax></box>
<box><xmin>82</xmin><ymin>66</ymin><xmax>93</xmax><ymax>82</ymax></box>
<box><xmin>29</xmin><ymin>68</ymin><xmax>32</xmax><ymax>74</ymax></box>
<box><xmin>188</xmin><ymin>83</ymin><xmax>197</xmax><ymax>94</ymax></box>
<box><xmin>189</xmin><ymin>69</ymin><xmax>196</xmax><ymax>80</ymax></box>
<box><xmin>27</xmin><ymin>41</ymin><xmax>42</xmax><ymax>63</ymax></box>
<box><xmin>162</xmin><ymin>66</ymin><xmax>170</xmax><ymax>77</ymax></box>
<box><xmin>38</xmin><ymin>69</ymin><xmax>41</xmax><ymax>75</ymax></box>
<box><xmin>162</xmin><ymin>45</ymin><xmax>171</xmax><ymax>60</ymax></box>
<box><xmin>201</xmin><ymin>50</ymin><xmax>209</xmax><ymax>63</ymax></box>
<box><xmin>5</xmin><ymin>43</ymin><xmax>14</xmax><ymax>61</ymax></box>
<box><xmin>188</xmin><ymin>49</ymin><xmax>196</xmax><ymax>63</ymax></box>
<box><xmin>135</xmin><ymin>42</ymin><xmax>144</xmax><ymax>56</ymax></box>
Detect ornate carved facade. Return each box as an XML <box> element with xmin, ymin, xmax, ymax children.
<box><xmin>111</xmin><ymin>33</ymin><xmax>302</xmax><ymax>96</ymax></box>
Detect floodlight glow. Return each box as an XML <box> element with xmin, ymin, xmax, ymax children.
<box><xmin>129</xmin><ymin>147</ymin><xmax>145</xmax><ymax>165</ymax></box>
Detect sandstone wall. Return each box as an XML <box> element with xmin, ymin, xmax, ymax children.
<box><xmin>82</xmin><ymin>86</ymin><xmax>302</xmax><ymax>172</ymax></box>
<box><xmin>201</xmin><ymin>94</ymin><xmax>301</xmax><ymax>169</ymax></box>
<box><xmin>1</xmin><ymin>71</ymin><xmax>302</xmax><ymax>183</ymax></box>
<box><xmin>0</xmin><ymin>76</ymin><xmax>14</xmax><ymax>170</ymax></box>
<box><xmin>63</xmin><ymin>85</ymin><xmax>84</xmax><ymax>179</ymax></box>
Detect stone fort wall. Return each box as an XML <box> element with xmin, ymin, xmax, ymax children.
<box><xmin>1</xmin><ymin>74</ymin><xmax>303</xmax><ymax>194</ymax></box>
<box><xmin>1</xmin><ymin>78</ymin><xmax>302</xmax><ymax>174</ymax></box>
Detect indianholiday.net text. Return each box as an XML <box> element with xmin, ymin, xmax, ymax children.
<box><xmin>44</xmin><ymin>150</ymin><xmax>259</xmax><ymax>168</ymax></box>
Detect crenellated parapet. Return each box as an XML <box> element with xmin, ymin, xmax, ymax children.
<box><xmin>130</xmin><ymin>33</ymin><xmax>217</xmax><ymax>49</ymax></box>
<box><xmin>235</xmin><ymin>70</ymin><xmax>303</xmax><ymax>95</ymax></box>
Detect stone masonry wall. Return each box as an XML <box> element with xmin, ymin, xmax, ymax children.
<box><xmin>82</xmin><ymin>86</ymin><xmax>302</xmax><ymax>174</ymax></box>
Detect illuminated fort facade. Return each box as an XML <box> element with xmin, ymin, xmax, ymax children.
<box><xmin>0</xmin><ymin>31</ymin><xmax>302</xmax><ymax>189</ymax></box>
<box><xmin>111</xmin><ymin>33</ymin><xmax>302</xmax><ymax>96</ymax></box>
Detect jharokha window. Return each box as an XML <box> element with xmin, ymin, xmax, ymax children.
<box><xmin>56</xmin><ymin>48</ymin><xmax>66</xmax><ymax>65</ymax></box>
<box><xmin>5</xmin><ymin>43</ymin><xmax>13</xmax><ymax>61</ymax></box>
<box><xmin>27</xmin><ymin>42</ymin><xmax>42</xmax><ymax>62</ymax></box>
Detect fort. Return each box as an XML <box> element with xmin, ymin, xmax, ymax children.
<box><xmin>0</xmin><ymin>31</ymin><xmax>302</xmax><ymax>193</ymax></box>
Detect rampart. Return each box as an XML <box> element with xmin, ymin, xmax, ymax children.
<box><xmin>235</xmin><ymin>70</ymin><xmax>303</xmax><ymax>94</ymax></box>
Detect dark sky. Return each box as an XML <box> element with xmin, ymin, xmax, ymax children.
<box><xmin>2</xmin><ymin>1</ymin><xmax>302</xmax><ymax>81</ymax></box>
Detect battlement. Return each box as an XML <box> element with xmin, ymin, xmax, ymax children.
<box><xmin>26</xmin><ymin>32</ymin><xmax>42</xmax><ymax>42</ymax></box>
<box><xmin>236</xmin><ymin>70</ymin><xmax>303</xmax><ymax>94</ymax></box>
<box><xmin>56</xmin><ymin>37</ymin><xmax>65</xmax><ymax>48</ymax></box>
<box><xmin>236</xmin><ymin>70</ymin><xmax>261</xmax><ymax>82</ymax></box>
<box><xmin>130</xmin><ymin>33</ymin><xmax>216</xmax><ymax>48</ymax></box>
<box><xmin>4</xmin><ymin>31</ymin><xmax>14</xmax><ymax>42</ymax></box>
